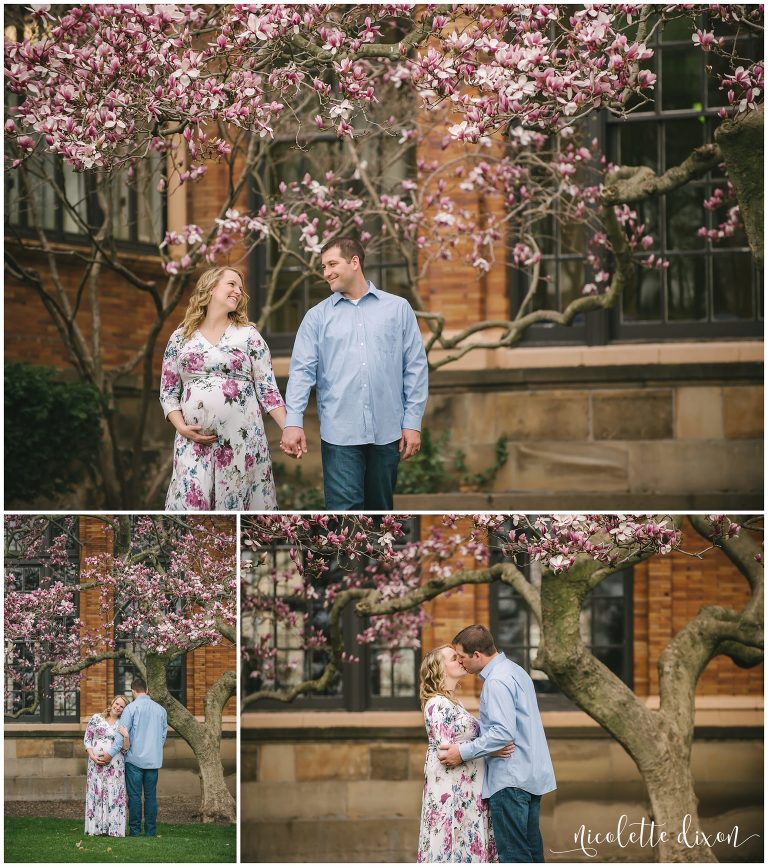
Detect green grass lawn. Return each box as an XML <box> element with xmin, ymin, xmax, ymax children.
<box><xmin>4</xmin><ymin>817</ymin><xmax>236</xmax><ymax>863</ymax></box>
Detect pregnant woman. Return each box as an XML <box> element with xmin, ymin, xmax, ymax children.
<box><xmin>84</xmin><ymin>694</ymin><xmax>129</xmax><ymax>837</ymax></box>
<box><xmin>160</xmin><ymin>266</ymin><xmax>286</xmax><ymax>510</ymax></box>
<box><xmin>417</xmin><ymin>646</ymin><xmax>511</xmax><ymax>863</ymax></box>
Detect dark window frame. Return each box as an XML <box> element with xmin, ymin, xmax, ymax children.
<box><xmin>248</xmin><ymin>132</ymin><xmax>415</xmax><ymax>356</ymax></box>
<box><xmin>5</xmin><ymin>93</ymin><xmax>167</xmax><ymax>254</ymax></box>
<box><xmin>245</xmin><ymin>519</ymin><xmax>422</xmax><ymax>712</ymax></box>
<box><xmin>489</xmin><ymin>565</ymin><xmax>634</xmax><ymax>712</ymax></box>
<box><xmin>508</xmin><ymin>17</ymin><xmax>761</xmax><ymax>345</ymax></box>
<box><xmin>4</xmin><ymin>520</ymin><xmax>81</xmax><ymax>723</ymax></box>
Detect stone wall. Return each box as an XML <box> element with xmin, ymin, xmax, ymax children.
<box><xmin>257</xmin><ymin>354</ymin><xmax>763</xmax><ymax>511</ymax></box>
<box><xmin>4</xmin><ymin>728</ymin><xmax>236</xmax><ymax>801</ymax></box>
<box><xmin>402</xmin><ymin>361</ymin><xmax>762</xmax><ymax>509</ymax></box>
<box><xmin>241</xmin><ymin>724</ymin><xmax>763</xmax><ymax>863</ymax></box>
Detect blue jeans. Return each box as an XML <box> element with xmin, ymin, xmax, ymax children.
<box><xmin>489</xmin><ymin>787</ymin><xmax>544</xmax><ymax>863</ymax></box>
<box><xmin>321</xmin><ymin>440</ymin><xmax>400</xmax><ymax>510</ymax></box>
<box><xmin>125</xmin><ymin>761</ymin><xmax>159</xmax><ymax>836</ymax></box>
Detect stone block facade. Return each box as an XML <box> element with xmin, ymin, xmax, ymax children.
<box><xmin>4</xmin><ymin>728</ymin><xmax>236</xmax><ymax>801</ymax></box>
<box><xmin>241</xmin><ymin>728</ymin><xmax>762</xmax><ymax>863</ymax></box>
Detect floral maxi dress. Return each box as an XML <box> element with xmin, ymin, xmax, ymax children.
<box><xmin>160</xmin><ymin>324</ymin><xmax>285</xmax><ymax>510</ymax></box>
<box><xmin>84</xmin><ymin>714</ymin><xmax>127</xmax><ymax>837</ymax></box>
<box><xmin>417</xmin><ymin>696</ymin><xmax>498</xmax><ymax>863</ymax></box>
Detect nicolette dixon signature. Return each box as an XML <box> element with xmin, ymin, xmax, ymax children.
<box><xmin>550</xmin><ymin>814</ymin><xmax>760</xmax><ymax>858</ymax></box>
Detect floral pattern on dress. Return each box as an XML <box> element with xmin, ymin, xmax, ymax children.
<box><xmin>160</xmin><ymin>323</ymin><xmax>285</xmax><ymax>511</ymax></box>
<box><xmin>84</xmin><ymin>714</ymin><xmax>127</xmax><ymax>837</ymax></box>
<box><xmin>417</xmin><ymin>696</ymin><xmax>498</xmax><ymax>863</ymax></box>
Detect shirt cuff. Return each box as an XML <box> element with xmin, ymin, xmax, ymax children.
<box><xmin>459</xmin><ymin>742</ymin><xmax>475</xmax><ymax>762</ymax></box>
<box><xmin>284</xmin><ymin>411</ymin><xmax>304</xmax><ymax>428</ymax></box>
<box><xmin>401</xmin><ymin>414</ymin><xmax>423</xmax><ymax>432</ymax></box>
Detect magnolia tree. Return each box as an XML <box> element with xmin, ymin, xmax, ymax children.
<box><xmin>4</xmin><ymin>514</ymin><xmax>237</xmax><ymax>823</ymax></box>
<box><xmin>4</xmin><ymin>4</ymin><xmax>764</xmax><ymax>506</ymax></box>
<box><xmin>241</xmin><ymin>513</ymin><xmax>763</xmax><ymax>862</ymax></box>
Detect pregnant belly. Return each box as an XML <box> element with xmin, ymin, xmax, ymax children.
<box><xmin>182</xmin><ymin>378</ymin><xmax>258</xmax><ymax>432</ymax></box>
<box><xmin>92</xmin><ymin>739</ymin><xmax>113</xmax><ymax>760</ymax></box>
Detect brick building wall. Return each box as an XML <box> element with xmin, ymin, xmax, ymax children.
<box><xmin>633</xmin><ymin>520</ymin><xmax>763</xmax><ymax>698</ymax></box>
<box><xmin>418</xmin><ymin>106</ymin><xmax>510</xmax><ymax>329</ymax></box>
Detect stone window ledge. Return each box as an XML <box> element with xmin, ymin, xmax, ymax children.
<box><xmin>271</xmin><ymin>340</ymin><xmax>763</xmax><ymax>377</ymax></box>
<box><xmin>243</xmin><ymin>697</ymin><xmax>763</xmax><ymax>738</ymax></box>
<box><xmin>5</xmin><ymin>716</ymin><xmax>238</xmax><ymax>735</ymax></box>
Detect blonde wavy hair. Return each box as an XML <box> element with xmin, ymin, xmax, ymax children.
<box><xmin>104</xmin><ymin>693</ymin><xmax>128</xmax><ymax>720</ymax></box>
<box><xmin>180</xmin><ymin>266</ymin><xmax>251</xmax><ymax>341</ymax></box>
<box><xmin>419</xmin><ymin>645</ymin><xmax>459</xmax><ymax>709</ymax></box>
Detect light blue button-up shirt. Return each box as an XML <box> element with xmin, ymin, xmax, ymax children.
<box><xmin>459</xmin><ymin>652</ymin><xmax>557</xmax><ymax>798</ymax></box>
<box><xmin>108</xmin><ymin>694</ymin><xmax>168</xmax><ymax>770</ymax></box>
<box><xmin>284</xmin><ymin>282</ymin><xmax>429</xmax><ymax>446</ymax></box>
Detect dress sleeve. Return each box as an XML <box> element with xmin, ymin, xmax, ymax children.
<box><xmin>160</xmin><ymin>328</ymin><xmax>185</xmax><ymax>419</ymax></box>
<box><xmin>423</xmin><ymin>697</ymin><xmax>461</xmax><ymax>744</ymax></box>
<box><xmin>247</xmin><ymin>327</ymin><xmax>285</xmax><ymax>413</ymax></box>
<box><xmin>83</xmin><ymin>715</ymin><xmax>97</xmax><ymax>749</ymax></box>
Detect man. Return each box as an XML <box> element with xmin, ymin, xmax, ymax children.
<box><xmin>280</xmin><ymin>237</ymin><xmax>428</xmax><ymax>510</ymax></box>
<box><xmin>439</xmin><ymin>625</ymin><xmax>556</xmax><ymax>863</ymax></box>
<box><xmin>107</xmin><ymin>676</ymin><xmax>168</xmax><ymax>837</ymax></box>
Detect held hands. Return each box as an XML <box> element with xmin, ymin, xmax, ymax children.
<box><xmin>399</xmin><ymin>428</ymin><xmax>421</xmax><ymax>461</ymax></box>
<box><xmin>280</xmin><ymin>426</ymin><xmax>308</xmax><ymax>460</ymax></box>
<box><xmin>437</xmin><ymin>741</ymin><xmax>463</xmax><ymax>768</ymax></box>
<box><xmin>491</xmin><ymin>742</ymin><xmax>516</xmax><ymax>758</ymax></box>
<box><xmin>117</xmin><ymin>725</ymin><xmax>129</xmax><ymax>739</ymax></box>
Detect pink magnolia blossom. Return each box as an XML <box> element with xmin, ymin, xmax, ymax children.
<box><xmin>4</xmin><ymin>516</ymin><xmax>236</xmax><ymax>712</ymax></box>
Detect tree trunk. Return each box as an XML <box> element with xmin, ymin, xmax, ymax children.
<box><xmin>639</xmin><ymin>724</ymin><xmax>717</xmax><ymax>863</ymax></box>
<box><xmin>144</xmin><ymin>654</ymin><xmax>235</xmax><ymax>824</ymax></box>
<box><xmin>538</xmin><ymin>568</ymin><xmax>717</xmax><ymax>862</ymax></box>
<box><xmin>715</xmin><ymin>104</ymin><xmax>764</xmax><ymax>266</ymax></box>
<box><xmin>96</xmin><ymin>413</ymin><xmax>124</xmax><ymax>508</ymax></box>
<box><xmin>196</xmin><ymin>728</ymin><xmax>236</xmax><ymax>824</ymax></box>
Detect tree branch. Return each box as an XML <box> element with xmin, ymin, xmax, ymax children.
<box><xmin>602</xmin><ymin>143</ymin><xmax>722</xmax><ymax>205</ymax></box>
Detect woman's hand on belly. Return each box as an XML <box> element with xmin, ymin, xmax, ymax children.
<box><xmin>167</xmin><ymin>410</ymin><xmax>218</xmax><ymax>444</ymax></box>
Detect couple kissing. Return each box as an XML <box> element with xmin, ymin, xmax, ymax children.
<box><xmin>418</xmin><ymin>625</ymin><xmax>556</xmax><ymax>863</ymax></box>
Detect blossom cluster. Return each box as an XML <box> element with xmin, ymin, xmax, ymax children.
<box><xmin>4</xmin><ymin>516</ymin><xmax>236</xmax><ymax>708</ymax></box>
<box><xmin>241</xmin><ymin>513</ymin><xmax>719</xmax><ymax>693</ymax></box>
<box><xmin>4</xmin><ymin>4</ymin><xmax>762</xmax><ymax>326</ymax></box>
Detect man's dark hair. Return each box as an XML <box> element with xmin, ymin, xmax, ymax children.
<box><xmin>131</xmin><ymin>676</ymin><xmax>147</xmax><ymax>693</ymax></box>
<box><xmin>321</xmin><ymin>236</ymin><xmax>365</xmax><ymax>269</ymax></box>
<box><xmin>453</xmin><ymin>624</ymin><xmax>497</xmax><ymax>656</ymax></box>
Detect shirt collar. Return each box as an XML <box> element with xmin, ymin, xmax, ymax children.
<box><xmin>479</xmin><ymin>651</ymin><xmax>506</xmax><ymax>681</ymax></box>
<box><xmin>330</xmin><ymin>280</ymin><xmax>380</xmax><ymax>305</ymax></box>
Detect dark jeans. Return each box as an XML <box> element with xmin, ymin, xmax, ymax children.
<box><xmin>125</xmin><ymin>761</ymin><xmax>159</xmax><ymax>837</ymax></box>
<box><xmin>321</xmin><ymin>440</ymin><xmax>400</xmax><ymax>510</ymax></box>
<box><xmin>489</xmin><ymin>787</ymin><xmax>544</xmax><ymax>863</ymax></box>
